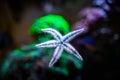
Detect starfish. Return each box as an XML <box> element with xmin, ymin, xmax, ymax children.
<box><xmin>36</xmin><ymin>28</ymin><xmax>84</xmax><ymax>67</ymax></box>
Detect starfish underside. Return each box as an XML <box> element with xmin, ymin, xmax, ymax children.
<box><xmin>36</xmin><ymin>28</ymin><xmax>84</xmax><ymax>67</ymax></box>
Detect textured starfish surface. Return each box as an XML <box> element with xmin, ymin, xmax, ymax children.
<box><xmin>36</xmin><ymin>28</ymin><xmax>84</xmax><ymax>67</ymax></box>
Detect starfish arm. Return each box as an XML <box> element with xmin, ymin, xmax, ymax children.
<box><xmin>41</xmin><ymin>28</ymin><xmax>62</xmax><ymax>41</ymax></box>
<box><xmin>63</xmin><ymin>43</ymin><xmax>83</xmax><ymax>61</ymax></box>
<box><xmin>49</xmin><ymin>46</ymin><xmax>63</xmax><ymax>67</ymax></box>
<box><xmin>63</xmin><ymin>28</ymin><xmax>84</xmax><ymax>42</ymax></box>
<box><xmin>36</xmin><ymin>40</ymin><xmax>58</xmax><ymax>48</ymax></box>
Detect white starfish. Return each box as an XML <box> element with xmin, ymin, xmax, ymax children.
<box><xmin>36</xmin><ymin>28</ymin><xmax>84</xmax><ymax>67</ymax></box>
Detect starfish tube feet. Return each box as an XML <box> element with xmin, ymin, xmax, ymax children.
<box><xmin>49</xmin><ymin>46</ymin><xmax>63</xmax><ymax>67</ymax></box>
<box><xmin>63</xmin><ymin>43</ymin><xmax>83</xmax><ymax>61</ymax></box>
<box><xmin>36</xmin><ymin>40</ymin><xmax>58</xmax><ymax>48</ymax></box>
<box><xmin>63</xmin><ymin>28</ymin><xmax>84</xmax><ymax>42</ymax></box>
<box><xmin>41</xmin><ymin>28</ymin><xmax>62</xmax><ymax>41</ymax></box>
